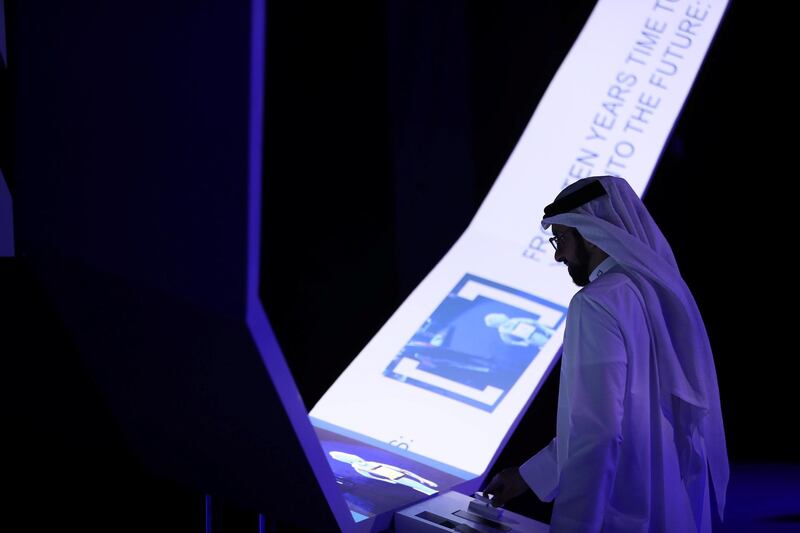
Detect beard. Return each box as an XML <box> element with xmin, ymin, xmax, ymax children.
<box><xmin>567</xmin><ymin>236</ymin><xmax>592</xmax><ymax>287</ymax></box>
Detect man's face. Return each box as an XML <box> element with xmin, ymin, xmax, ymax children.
<box><xmin>551</xmin><ymin>224</ymin><xmax>591</xmax><ymax>287</ymax></box>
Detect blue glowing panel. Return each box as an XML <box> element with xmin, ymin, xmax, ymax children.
<box><xmin>1</xmin><ymin>170</ymin><xmax>12</xmax><ymax>257</ymax></box>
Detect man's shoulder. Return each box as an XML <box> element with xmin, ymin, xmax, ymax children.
<box><xmin>583</xmin><ymin>268</ymin><xmax>634</xmax><ymax>293</ymax></box>
<box><xmin>572</xmin><ymin>269</ymin><xmax>641</xmax><ymax>310</ymax></box>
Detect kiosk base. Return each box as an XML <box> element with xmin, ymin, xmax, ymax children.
<box><xmin>395</xmin><ymin>491</ymin><xmax>548</xmax><ymax>533</ymax></box>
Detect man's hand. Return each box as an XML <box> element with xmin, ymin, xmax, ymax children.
<box><xmin>483</xmin><ymin>467</ymin><xmax>528</xmax><ymax>507</ymax></box>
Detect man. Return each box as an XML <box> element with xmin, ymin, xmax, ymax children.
<box><xmin>485</xmin><ymin>176</ymin><xmax>728</xmax><ymax>532</ymax></box>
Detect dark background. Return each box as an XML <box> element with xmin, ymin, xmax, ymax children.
<box><xmin>3</xmin><ymin>0</ymin><xmax>789</xmax><ymax>531</ymax></box>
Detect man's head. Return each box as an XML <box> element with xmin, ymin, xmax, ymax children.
<box><xmin>549</xmin><ymin>223</ymin><xmax>607</xmax><ymax>286</ymax></box>
<box><xmin>541</xmin><ymin>176</ymin><xmax>675</xmax><ymax>270</ymax></box>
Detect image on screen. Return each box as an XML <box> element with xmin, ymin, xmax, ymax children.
<box><xmin>314</xmin><ymin>425</ymin><xmax>464</xmax><ymax>523</ymax></box>
<box><xmin>383</xmin><ymin>274</ymin><xmax>566</xmax><ymax>412</ymax></box>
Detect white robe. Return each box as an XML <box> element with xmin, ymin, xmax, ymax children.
<box><xmin>520</xmin><ymin>266</ymin><xmax>710</xmax><ymax>532</ymax></box>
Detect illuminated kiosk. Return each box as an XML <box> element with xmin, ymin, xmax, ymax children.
<box><xmin>10</xmin><ymin>0</ymin><xmax>727</xmax><ymax>531</ymax></box>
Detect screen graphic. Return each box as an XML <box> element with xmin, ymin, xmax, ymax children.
<box><xmin>383</xmin><ymin>275</ymin><xmax>563</xmax><ymax>412</ymax></box>
<box><xmin>315</xmin><ymin>426</ymin><xmax>464</xmax><ymax>523</ymax></box>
